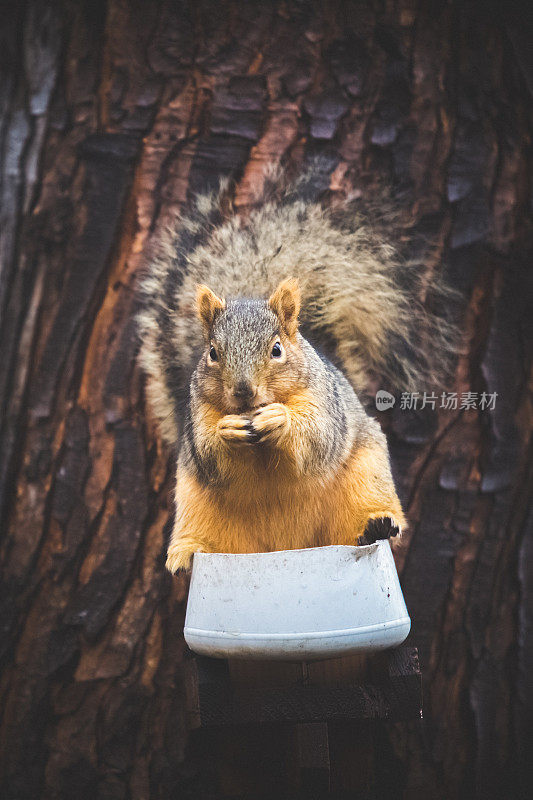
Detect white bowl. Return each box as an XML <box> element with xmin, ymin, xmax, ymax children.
<box><xmin>184</xmin><ymin>541</ymin><xmax>411</xmax><ymax>661</ymax></box>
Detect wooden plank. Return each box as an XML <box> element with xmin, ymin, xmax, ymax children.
<box><xmin>328</xmin><ymin>720</ymin><xmax>377</xmax><ymax>795</ymax></box>
<box><xmin>387</xmin><ymin>647</ymin><xmax>423</xmax><ymax>721</ymax></box>
<box><xmin>189</xmin><ymin>648</ymin><xmax>422</xmax><ymax>727</ymax></box>
<box><xmin>213</xmin><ymin>724</ymin><xmax>290</xmax><ymax>798</ymax></box>
<box><xmin>185</xmin><ymin>654</ymin><xmax>231</xmax><ymax>730</ymax></box>
<box><xmin>293</xmin><ymin>722</ymin><xmax>330</xmax><ymax>796</ymax></box>
<box><xmin>306</xmin><ymin>652</ymin><xmax>369</xmax><ymax>686</ymax></box>
<box><xmin>196</xmin><ymin>681</ymin><xmax>387</xmax><ymax>726</ymax></box>
<box><xmin>228</xmin><ymin>652</ymin><xmax>369</xmax><ymax>692</ymax></box>
<box><xmin>228</xmin><ymin>659</ymin><xmax>303</xmax><ymax>694</ymax></box>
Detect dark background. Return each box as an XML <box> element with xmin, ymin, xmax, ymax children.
<box><xmin>1</xmin><ymin>1</ymin><xmax>532</xmax><ymax>798</ymax></box>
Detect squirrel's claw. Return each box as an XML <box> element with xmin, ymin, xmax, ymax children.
<box><xmin>166</xmin><ymin>549</ymin><xmax>193</xmax><ymax>573</ymax></box>
<box><xmin>245</xmin><ymin>427</ymin><xmax>262</xmax><ymax>443</ymax></box>
<box><xmin>359</xmin><ymin>516</ymin><xmax>401</xmax><ymax>545</ymax></box>
<box><xmin>251</xmin><ymin>403</ymin><xmax>290</xmax><ymax>443</ymax></box>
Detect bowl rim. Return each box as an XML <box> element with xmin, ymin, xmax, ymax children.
<box><xmin>191</xmin><ymin>541</ymin><xmax>385</xmax><ymax>561</ymax></box>
<box><xmin>185</xmin><ymin>616</ymin><xmax>411</xmax><ymax>641</ymax></box>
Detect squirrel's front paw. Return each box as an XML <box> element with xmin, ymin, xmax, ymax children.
<box><xmin>358</xmin><ymin>515</ymin><xmax>402</xmax><ymax>545</ymax></box>
<box><xmin>166</xmin><ymin>544</ymin><xmax>203</xmax><ymax>573</ymax></box>
<box><xmin>252</xmin><ymin>403</ymin><xmax>290</xmax><ymax>444</ymax></box>
<box><xmin>217</xmin><ymin>414</ymin><xmax>259</xmax><ymax>446</ymax></box>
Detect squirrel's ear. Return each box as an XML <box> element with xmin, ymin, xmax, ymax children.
<box><xmin>196</xmin><ymin>284</ymin><xmax>225</xmax><ymax>335</ymax></box>
<box><xmin>269</xmin><ymin>278</ymin><xmax>300</xmax><ymax>339</ymax></box>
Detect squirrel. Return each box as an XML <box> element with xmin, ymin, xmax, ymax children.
<box><xmin>137</xmin><ymin>158</ymin><xmax>456</xmax><ymax>572</ymax></box>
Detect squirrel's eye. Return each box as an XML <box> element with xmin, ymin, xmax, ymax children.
<box><xmin>209</xmin><ymin>345</ymin><xmax>218</xmax><ymax>362</ymax></box>
<box><xmin>271</xmin><ymin>342</ymin><xmax>282</xmax><ymax>358</ymax></box>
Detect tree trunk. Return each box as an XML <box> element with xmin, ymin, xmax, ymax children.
<box><xmin>1</xmin><ymin>1</ymin><xmax>532</xmax><ymax>798</ymax></box>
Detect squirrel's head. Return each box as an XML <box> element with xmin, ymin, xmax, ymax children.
<box><xmin>195</xmin><ymin>278</ymin><xmax>306</xmax><ymax>413</ymax></box>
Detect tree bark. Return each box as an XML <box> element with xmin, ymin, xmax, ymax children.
<box><xmin>1</xmin><ymin>1</ymin><xmax>532</xmax><ymax>798</ymax></box>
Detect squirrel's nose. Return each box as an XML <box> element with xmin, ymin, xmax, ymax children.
<box><xmin>232</xmin><ymin>381</ymin><xmax>256</xmax><ymax>401</ymax></box>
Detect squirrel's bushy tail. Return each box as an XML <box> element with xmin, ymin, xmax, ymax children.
<box><xmin>138</xmin><ymin>158</ymin><xmax>458</xmax><ymax>444</ymax></box>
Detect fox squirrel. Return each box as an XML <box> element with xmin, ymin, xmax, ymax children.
<box><xmin>137</xmin><ymin>159</ymin><xmax>456</xmax><ymax>572</ymax></box>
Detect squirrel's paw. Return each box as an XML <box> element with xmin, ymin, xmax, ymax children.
<box><xmin>358</xmin><ymin>514</ymin><xmax>403</xmax><ymax>546</ymax></box>
<box><xmin>166</xmin><ymin>544</ymin><xmax>204</xmax><ymax>573</ymax></box>
<box><xmin>252</xmin><ymin>403</ymin><xmax>290</xmax><ymax>444</ymax></box>
<box><xmin>217</xmin><ymin>414</ymin><xmax>259</xmax><ymax>446</ymax></box>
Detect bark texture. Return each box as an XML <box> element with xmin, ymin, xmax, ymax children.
<box><xmin>1</xmin><ymin>1</ymin><xmax>532</xmax><ymax>798</ymax></box>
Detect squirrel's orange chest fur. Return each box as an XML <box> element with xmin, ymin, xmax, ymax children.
<box><xmin>170</xmin><ymin>441</ymin><xmax>405</xmax><ymax>562</ymax></box>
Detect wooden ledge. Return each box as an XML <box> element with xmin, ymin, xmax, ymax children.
<box><xmin>185</xmin><ymin>646</ymin><xmax>422</xmax><ymax>728</ymax></box>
